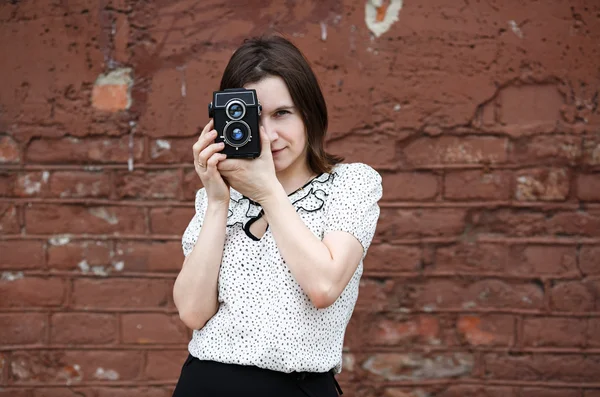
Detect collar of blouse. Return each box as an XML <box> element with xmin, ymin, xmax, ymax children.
<box><xmin>226</xmin><ymin>171</ymin><xmax>337</xmax><ymax>227</ymax></box>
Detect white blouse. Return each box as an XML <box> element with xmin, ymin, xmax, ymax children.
<box><xmin>181</xmin><ymin>162</ymin><xmax>382</xmax><ymax>374</ymax></box>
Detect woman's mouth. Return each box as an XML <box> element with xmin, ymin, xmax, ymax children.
<box><xmin>271</xmin><ymin>148</ymin><xmax>285</xmax><ymax>156</ymax></box>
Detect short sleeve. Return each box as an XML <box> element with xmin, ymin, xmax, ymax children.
<box><xmin>324</xmin><ymin>163</ymin><xmax>383</xmax><ymax>255</ymax></box>
<box><xmin>181</xmin><ymin>188</ymin><xmax>207</xmax><ymax>257</ymax></box>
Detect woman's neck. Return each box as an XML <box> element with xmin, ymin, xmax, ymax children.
<box><xmin>276</xmin><ymin>163</ymin><xmax>316</xmax><ymax>195</ymax></box>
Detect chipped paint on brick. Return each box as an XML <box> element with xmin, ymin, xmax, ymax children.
<box><xmin>365</xmin><ymin>0</ymin><xmax>403</xmax><ymax>37</ymax></box>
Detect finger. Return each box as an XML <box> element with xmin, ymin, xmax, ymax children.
<box><xmin>198</xmin><ymin>141</ymin><xmax>225</xmax><ymax>166</ymax></box>
<box><xmin>193</xmin><ymin>129</ymin><xmax>217</xmax><ymax>158</ymax></box>
<box><xmin>199</xmin><ymin>119</ymin><xmax>214</xmax><ymax>139</ymax></box>
<box><xmin>217</xmin><ymin>158</ymin><xmax>239</xmax><ymax>173</ymax></box>
<box><xmin>207</xmin><ymin>153</ymin><xmax>227</xmax><ymax>169</ymax></box>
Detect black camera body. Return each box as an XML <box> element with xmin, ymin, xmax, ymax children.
<box><xmin>208</xmin><ymin>88</ymin><xmax>262</xmax><ymax>159</ymax></box>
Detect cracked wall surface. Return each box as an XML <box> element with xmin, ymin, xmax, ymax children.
<box><xmin>1</xmin><ymin>0</ymin><xmax>599</xmax><ymax>395</ymax></box>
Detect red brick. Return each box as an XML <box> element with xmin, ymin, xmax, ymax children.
<box><xmin>510</xmin><ymin>135</ymin><xmax>581</xmax><ymax>165</ymax></box>
<box><xmin>356</xmin><ymin>278</ymin><xmax>398</xmax><ymax>311</ymax></box>
<box><xmin>31</xmin><ymin>389</ymin><xmax>90</xmax><ymax>397</ymax></box>
<box><xmin>150</xmin><ymin>207</ymin><xmax>194</xmax><ymax>235</ymax></box>
<box><xmin>14</xmin><ymin>172</ymin><xmax>49</xmax><ymax>197</ymax></box>
<box><xmin>444</xmin><ymin>170</ymin><xmax>511</xmax><ymax>200</ymax></box>
<box><xmin>71</xmin><ymin>278</ymin><xmax>169</xmax><ymax>309</ymax></box>
<box><xmin>434</xmin><ymin>243</ymin><xmax>508</xmax><ymax>274</ymax></box>
<box><xmin>577</xmin><ymin>173</ymin><xmax>600</xmax><ymax>201</ymax></box>
<box><xmin>358</xmin><ymin>278</ymin><xmax>543</xmax><ymax>312</ymax></box>
<box><xmin>361</xmin><ymin>315</ymin><xmax>442</xmax><ymax>347</ymax></box>
<box><xmin>183</xmin><ymin>170</ymin><xmax>202</xmax><ymax>201</ymax></box>
<box><xmin>0</xmin><ymin>172</ymin><xmax>16</xmax><ymax>196</ymax></box>
<box><xmin>95</xmin><ymin>388</ymin><xmax>172</xmax><ymax>397</ymax></box>
<box><xmin>330</xmin><ymin>134</ymin><xmax>397</xmax><ymax>166</ymax></box>
<box><xmin>364</xmin><ymin>244</ymin><xmax>422</xmax><ymax>272</ymax></box>
<box><xmin>508</xmin><ymin>245</ymin><xmax>579</xmax><ymax>276</ymax></box>
<box><xmin>149</xmin><ymin>138</ymin><xmax>195</xmax><ymax>164</ymax></box>
<box><xmin>401</xmin><ymin>136</ymin><xmax>507</xmax><ymax>166</ymax></box>
<box><xmin>114</xmin><ymin>241</ymin><xmax>184</xmax><ymax>273</ymax></box>
<box><xmin>25</xmin><ymin>205</ymin><xmax>146</xmax><ymax>234</ymax></box>
<box><xmin>457</xmin><ymin>315</ymin><xmax>515</xmax><ymax>346</ymax></box>
<box><xmin>137</xmin><ymin>62</ymin><xmax>216</xmax><ymax>138</ymax></box>
<box><xmin>377</xmin><ymin>208</ymin><xmax>466</xmax><ymax>240</ymax></box>
<box><xmin>519</xmin><ymin>389</ymin><xmax>580</xmax><ymax>397</ymax></box>
<box><xmin>0</xmin><ymin>241</ymin><xmax>45</xmax><ymax>269</ymax></box>
<box><xmin>469</xmin><ymin>209</ymin><xmax>547</xmax><ymax>237</ymax></box>
<box><xmin>115</xmin><ymin>170</ymin><xmax>181</xmax><ymax>200</ymax></box>
<box><xmin>550</xmin><ymin>281</ymin><xmax>595</xmax><ymax>312</ymax></box>
<box><xmin>26</xmin><ymin>137</ymin><xmax>143</xmax><ymax>164</ymax></box>
<box><xmin>484</xmin><ymin>353</ymin><xmax>600</xmax><ymax>382</ymax></box>
<box><xmin>380</xmin><ymin>389</ymin><xmax>432</xmax><ymax>397</ymax></box>
<box><xmin>49</xmin><ymin>171</ymin><xmax>110</xmax><ymax>198</ymax></box>
<box><xmin>0</xmin><ymin>390</ymin><xmax>31</xmax><ymax>397</ymax></box>
<box><xmin>50</xmin><ymin>313</ymin><xmax>117</xmax><ymax>344</ymax></box>
<box><xmin>461</xmin><ymin>280</ymin><xmax>544</xmax><ymax>310</ymax></box>
<box><xmin>0</xmin><ymin>352</ymin><xmax>4</xmax><ymax>384</ymax></box>
<box><xmin>105</xmin><ymin>0</ymin><xmax>133</xmax><ymax>13</ymax></box>
<box><xmin>381</xmin><ymin>172</ymin><xmax>439</xmax><ymax>201</ymax></box>
<box><xmin>92</xmin><ymin>68</ymin><xmax>133</xmax><ymax>112</ymax></box>
<box><xmin>0</xmin><ymin>204</ymin><xmax>20</xmax><ymax>234</ymax></box>
<box><xmin>0</xmin><ymin>277</ymin><xmax>65</xmax><ymax>308</ymax></box>
<box><xmin>414</xmin><ymin>280</ymin><xmax>484</xmax><ymax>311</ymax></box>
<box><xmin>548</xmin><ymin>211</ymin><xmax>600</xmax><ymax>237</ymax></box>
<box><xmin>522</xmin><ymin>317</ymin><xmax>587</xmax><ymax>347</ymax></box>
<box><xmin>498</xmin><ymin>85</ymin><xmax>563</xmax><ymax>125</ymax></box>
<box><xmin>47</xmin><ymin>240</ymin><xmax>112</xmax><ymax>271</ymax></box>
<box><xmin>121</xmin><ymin>313</ymin><xmax>187</xmax><ymax>344</ymax></box>
<box><xmin>144</xmin><ymin>350</ymin><xmax>188</xmax><ymax>381</ymax></box>
<box><xmin>113</xmin><ymin>13</ymin><xmax>130</xmax><ymax>63</ymax></box>
<box><xmin>0</xmin><ymin>135</ymin><xmax>20</xmax><ymax>163</ymax></box>
<box><xmin>515</xmin><ymin>168</ymin><xmax>570</xmax><ymax>201</ymax></box>
<box><xmin>437</xmin><ymin>385</ymin><xmax>515</xmax><ymax>397</ymax></box>
<box><xmin>589</xmin><ymin>318</ymin><xmax>600</xmax><ymax>347</ymax></box>
<box><xmin>583</xmin><ymin>134</ymin><xmax>600</xmax><ymax>166</ymax></box>
<box><xmin>0</xmin><ymin>313</ymin><xmax>47</xmax><ymax>344</ymax></box>
<box><xmin>362</xmin><ymin>352</ymin><xmax>474</xmax><ymax>380</ymax></box>
<box><xmin>9</xmin><ymin>350</ymin><xmax>143</xmax><ymax>383</ymax></box>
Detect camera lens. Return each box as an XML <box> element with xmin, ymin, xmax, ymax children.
<box><xmin>226</xmin><ymin>100</ymin><xmax>246</xmax><ymax>120</ymax></box>
<box><xmin>228</xmin><ymin>104</ymin><xmax>243</xmax><ymax>119</ymax></box>
<box><xmin>231</xmin><ymin>127</ymin><xmax>244</xmax><ymax>142</ymax></box>
<box><xmin>223</xmin><ymin>121</ymin><xmax>251</xmax><ymax>148</ymax></box>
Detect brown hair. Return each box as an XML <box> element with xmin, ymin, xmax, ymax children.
<box><xmin>219</xmin><ymin>35</ymin><xmax>343</xmax><ymax>174</ymax></box>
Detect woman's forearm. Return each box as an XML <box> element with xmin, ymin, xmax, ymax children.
<box><xmin>260</xmin><ymin>184</ymin><xmax>340</xmax><ymax>308</ymax></box>
<box><xmin>173</xmin><ymin>203</ymin><xmax>228</xmax><ymax>329</ymax></box>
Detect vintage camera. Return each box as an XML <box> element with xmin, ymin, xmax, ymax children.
<box><xmin>208</xmin><ymin>88</ymin><xmax>262</xmax><ymax>158</ymax></box>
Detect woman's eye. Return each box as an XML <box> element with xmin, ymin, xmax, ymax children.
<box><xmin>274</xmin><ymin>110</ymin><xmax>290</xmax><ymax>117</ymax></box>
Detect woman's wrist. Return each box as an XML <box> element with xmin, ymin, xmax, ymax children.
<box><xmin>257</xmin><ymin>181</ymin><xmax>287</xmax><ymax>209</ymax></box>
<box><xmin>206</xmin><ymin>200</ymin><xmax>230</xmax><ymax>215</ymax></box>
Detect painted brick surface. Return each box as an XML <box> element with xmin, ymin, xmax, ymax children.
<box><xmin>1</xmin><ymin>0</ymin><xmax>599</xmax><ymax>396</ymax></box>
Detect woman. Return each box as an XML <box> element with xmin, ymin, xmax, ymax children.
<box><xmin>172</xmin><ymin>35</ymin><xmax>382</xmax><ymax>397</ymax></box>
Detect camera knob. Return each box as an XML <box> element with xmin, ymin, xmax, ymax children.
<box><xmin>208</xmin><ymin>102</ymin><xmax>214</xmax><ymax>118</ymax></box>
<box><xmin>258</xmin><ymin>103</ymin><xmax>262</xmax><ymax>116</ymax></box>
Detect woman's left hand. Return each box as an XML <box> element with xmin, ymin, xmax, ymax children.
<box><xmin>217</xmin><ymin>126</ymin><xmax>280</xmax><ymax>203</ymax></box>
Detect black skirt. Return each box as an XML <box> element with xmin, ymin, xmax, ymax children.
<box><xmin>172</xmin><ymin>354</ymin><xmax>343</xmax><ymax>397</ymax></box>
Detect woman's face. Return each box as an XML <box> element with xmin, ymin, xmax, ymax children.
<box><xmin>244</xmin><ymin>76</ymin><xmax>309</xmax><ymax>176</ymax></box>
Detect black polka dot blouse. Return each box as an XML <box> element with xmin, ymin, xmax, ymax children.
<box><xmin>181</xmin><ymin>162</ymin><xmax>383</xmax><ymax>373</ymax></box>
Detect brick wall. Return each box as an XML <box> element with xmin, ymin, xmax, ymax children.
<box><xmin>1</xmin><ymin>1</ymin><xmax>599</xmax><ymax>396</ymax></box>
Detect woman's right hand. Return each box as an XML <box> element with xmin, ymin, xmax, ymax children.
<box><xmin>193</xmin><ymin>119</ymin><xmax>230</xmax><ymax>206</ymax></box>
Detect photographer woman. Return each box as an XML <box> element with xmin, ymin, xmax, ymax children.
<box><xmin>172</xmin><ymin>35</ymin><xmax>382</xmax><ymax>397</ymax></box>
